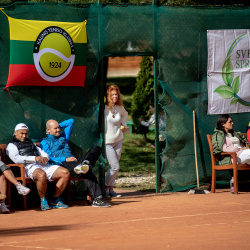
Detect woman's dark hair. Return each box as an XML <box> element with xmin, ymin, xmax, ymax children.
<box><xmin>216</xmin><ymin>114</ymin><xmax>233</xmax><ymax>134</ymax></box>
<box><xmin>149</xmin><ymin>102</ymin><xmax>154</xmax><ymax>108</ymax></box>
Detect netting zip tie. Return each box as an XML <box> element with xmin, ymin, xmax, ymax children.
<box><xmin>84</xmin><ymin>86</ymin><xmax>90</xmax><ymax>98</ymax></box>
<box><xmin>4</xmin><ymin>87</ymin><xmax>13</xmax><ymax>100</ymax></box>
<box><xmin>0</xmin><ymin>8</ymin><xmax>9</xmax><ymax>18</ymax></box>
<box><xmin>4</xmin><ymin>87</ymin><xmax>24</xmax><ymax>112</ymax></box>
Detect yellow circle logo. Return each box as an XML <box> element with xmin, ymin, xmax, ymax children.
<box><xmin>33</xmin><ymin>26</ymin><xmax>75</xmax><ymax>82</ymax></box>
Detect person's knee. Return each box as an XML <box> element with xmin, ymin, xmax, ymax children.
<box><xmin>61</xmin><ymin>168</ymin><xmax>70</xmax><ymax>179</ymax></box>
<box><xmin>0</xmin><ymin>174</ymin><xmax>6</xmax><ymax>181</ymax></box>
<box><xmin>3</xmin><ymin>168</ymin><xmax>12</xmax><ymax>175</ymax></box>
<box><xmin>55</xmin><ymin>167</ymin><xmax>70</xmax><ymax>179</ymax></box>
<box><xmin>34</xmin><ymin>169</ymin><xmax>46</xmax><ymax>181</ymax></box>
<box><xmin>111</xmin><ymin>164</ymin><xmax>120</xmax><ymax>173</ymax></box>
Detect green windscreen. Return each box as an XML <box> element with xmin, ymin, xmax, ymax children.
<box><xmin>1</xmin><ymin>2</ymin><xmax>250</xmax><ymax>193</ymax></box>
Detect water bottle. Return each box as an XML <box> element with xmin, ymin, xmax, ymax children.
<box><xmin>230</xmin><ymin>177</ymin><xmax>234</xmax><ymax>194</ymax></box>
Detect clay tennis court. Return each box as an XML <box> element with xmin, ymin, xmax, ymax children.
<box><xmin>1</xmin><ymin>188</ymin><xmax>250</xmax><ymax>249</ymax></box>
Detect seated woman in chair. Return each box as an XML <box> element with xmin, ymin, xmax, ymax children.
<box><xmin>212</xmin><ymin>114</ymin><xmax>250</xmax><ymax>166</ymax></box>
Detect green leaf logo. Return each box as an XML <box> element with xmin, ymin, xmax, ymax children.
<box><xmin>232</xmin><ymin>76</ymin><xmax>240</xmax><ymax>94</ymax></box>
<box><xmin>222</xmin><ymin>56</ymin><xmax>234</xmax><ymax>86</ymax></box>
<box><xmin>230</xmin><ymin>97</ymin><xmax>239</xmax><ymax>104</ymax></box>
<box><xmin>214</xmin><ymin>85</ymin><xmax>235</xmax><ymax>99</ymax></box>
<box><xmin>213</xmin><ymin>33</ymin><xmax>250</xmax><ymax>106</ymax></box>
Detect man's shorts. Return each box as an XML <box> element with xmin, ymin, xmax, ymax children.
<box><xmin>25</xmin><ymin>164</ymin><xmax>60</xmax><ymax>181</ymax></box>
<box><xmin>0</xmin><ymin>161</ymin><xmax>8</xmax><ymax>175</ymax></box>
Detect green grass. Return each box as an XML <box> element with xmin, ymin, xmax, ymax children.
<box><xmin>105</xmin><ymin>132</ymin><xmax>156</xmax><ymax>176</ymax></box>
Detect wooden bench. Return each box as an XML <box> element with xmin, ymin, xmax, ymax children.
<box><xmin>207</xmin><ymin>133</ymin><xmax>250</xmax><ymax>194</ymax></box>
<box><xmin>0</xmin><ymin>143</ymin><xmax>92</xmax><ymax>210</ymax></box>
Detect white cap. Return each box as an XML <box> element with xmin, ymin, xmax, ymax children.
<box><xmin>14</xmin><ymin>123</ymin><xmax>29</xmax><ymax>132</ymax></box>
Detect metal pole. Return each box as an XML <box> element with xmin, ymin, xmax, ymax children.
<box><xmin>99</xmin><ymin>60</ymin><xmax>105</xmax><ymax>194</ymax></box>
<box><xmin>154</xmin><ymin>59</ymin><xmax>160</xmax><ymax>193</ymax></box>
<box><xmin>153</xmin><ymin>0</ymin><xmax>160</xmax><ymax>193</ymax></box>
<box><xmin>98</xmin><ymin>0</ymin><xmax>105</xmax><ymax>194</ymax></box>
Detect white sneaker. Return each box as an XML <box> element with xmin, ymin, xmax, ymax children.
<box><xmin>16</xmin><ymin>182</ymin><xmax>31</xmax><ymax>196</ymax></box>
<box><xmin>82</xmin><ymin>160</ymin><xmax>90</xmax><ymax>165</ymax></box>
<box><xmin>0</xmin><ymin>201</ymin><xmax>10</xmax><ymax>213</ymax></box>
<box><xmin>110</xmin><ymin>190</ymin><xmax>122</xmax><ymax>198</ymax></box>
<box><xmin>74</xmin><ymin>164</ymin><xmax>89</xmax><ymax>174</ymax></box>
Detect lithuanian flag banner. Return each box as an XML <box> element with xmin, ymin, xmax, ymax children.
<box><xmin>1</xmin><ymin>11</ymin><xmax>87</xmax><ymax>89</ymax></box>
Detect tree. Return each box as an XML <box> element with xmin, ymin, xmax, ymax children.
<box><xmin>131</xmin><ymin>56</ymin><xmax>154</xmax><ymax>138</ymax></box>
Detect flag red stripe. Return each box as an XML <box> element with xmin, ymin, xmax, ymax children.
<box><xmin>5</xmin><ymin>64</ymin><xmax>86</xmax><ymax>88</ymax></box>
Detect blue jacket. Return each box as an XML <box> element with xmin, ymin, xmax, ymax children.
<box><xmin>40</xmin><ymin>119</ymin><xmax>75</xmax><ymax>164</ymax></box>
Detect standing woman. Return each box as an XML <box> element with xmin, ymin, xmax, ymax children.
<box><xmin>105</xmin><ymin>85</ymin><xmax>129</xmax><ymax>198</ymax></box>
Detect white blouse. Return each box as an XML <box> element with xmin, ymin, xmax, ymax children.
<box><xmin>105</xmin><ymin>105</ymin><xmax>128</xmax><ymax>144</ymax></box>
<box><xmin>227</xmin><ymin>133</ymin><xmax>242</xmax><ymax>149</ymax></box>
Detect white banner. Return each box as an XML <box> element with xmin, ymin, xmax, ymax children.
<box><xmin>207</xmin><ymin>29</ymin><xmax>250</xmax><ymax>114</ymax></box>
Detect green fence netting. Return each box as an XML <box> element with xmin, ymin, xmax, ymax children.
<box><xmin>1</xmin><ymin>3</ymin><xmax>250</xmax><ymax>194</ymax></box>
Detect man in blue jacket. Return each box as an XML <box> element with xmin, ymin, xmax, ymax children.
<box><xmin>40</xmin><ymin>119</ymin><xmax>110</xmax><ymax>208</ymax></box>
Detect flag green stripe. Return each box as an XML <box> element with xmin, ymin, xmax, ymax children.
<box><xmin>10</xmin><ymin>40</ymin><xmax>87</xmax><ymax>66</ymax></box>
<box><xmin>10</xmin><ymin>41</ymin><xmax>34</xmax><ymax>65</ymax></box>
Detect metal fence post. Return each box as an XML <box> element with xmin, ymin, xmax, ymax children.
<box><xmin>98</xmin><ymin>0</ymin><xmax>105</xmax><ymax>194</ymax></box>
<box><xmin>154</xmin><ymin>59</ymin><xmax>160</xmax><ymax>193</ymax></box>
<box><xmin>153</xmin><ymin>0</ymin><xmax>160</xmax><ymax>193</ymax></box>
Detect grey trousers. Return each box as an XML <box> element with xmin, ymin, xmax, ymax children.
<box><xmin>105</xmin><ymin>139</ymin><xmax>123</xmax><ymax>187</ymax></box>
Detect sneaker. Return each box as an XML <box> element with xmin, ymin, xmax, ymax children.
<box><xmin>41</xmin><ymin>197</ymin><xmax>51</xmax><ymax>211</ymax></box>
<box><xmin>16</xmin><ymin>182</ymin><xmax>31</xmax><ymax>196</ymax></box>
<box><xmin>0</xmin><ymin>201</ymin><xmax>10</xmax><ymax>213</ymax></box>
<box><xmin>92</xmin><ymin>197</ymin><xmax>111</xmax><ymax>208</ymax></box>
<box><xmin>50</xmin><ymin>197</ymin><xmax>68</xmax><ymax>209</ymax></box>
<box><xmin>105</xmin><ymin>190</ymin><xmax>111</xmax><ymax>198</ymax></box>
<box><xmin>74</xmin><ymin>164</ymin><xmax>89</xmax><ymax>174</ymax></box>
<box><xmin>81</xmin><ymin>160</ymin><xmax>90</xmax><ymax>165</ymax></box>
<box><xmin>110</xmin><ymin>190</ymin><xmax>122</xmax><ymax>198</ymax></box>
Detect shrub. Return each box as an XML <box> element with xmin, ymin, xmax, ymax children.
<box><xmin>131</xmin><ymin>56</ymin><xmax>154</xmax><ymax>136</ymax></box>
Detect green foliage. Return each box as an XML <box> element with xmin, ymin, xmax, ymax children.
<box><xmin>105</xmin><ymin>132</ymin><xmax>155</xmax><ymax>174</ymax></box>
<box><xmin>131</xmin><ymin>56</ymin><xmax>154</xmax><ymax>134</ymax></box>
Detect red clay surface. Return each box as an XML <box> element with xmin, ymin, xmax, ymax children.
<box><xmin>1</xmin><ymin>188</ymin><xmax>250</xmax><ymax>249</ymax></box>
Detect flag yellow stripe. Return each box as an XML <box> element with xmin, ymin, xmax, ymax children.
<box><xmin>8</xmin><ymin>17</ymin><xmax>87</xmax><ymax>43</ymax></box>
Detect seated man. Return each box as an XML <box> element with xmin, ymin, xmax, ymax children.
<box><xmin>0</xmin><ymin>161</ymin><xmax>30</xmax><ymax>213</ymax></box>
<box><xmin>40</xmin><ymin>119</ymin><xmax>110</xmax><ymax>208</ymax></box>
<box><xmin>6</xmin><ymin>123</ymin><xmax>70</xmax><ymax>210</ymax></box>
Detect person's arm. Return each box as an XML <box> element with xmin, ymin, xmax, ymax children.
<box><xmin>36</xmin><ymin>145</ymin><xmax>49</xmax><ymax>160</ymax></box>
<box><xmin>222</xmin><ymin>137</ymin><xmax>240</xmax><ymax>153</ymax></box>
<box><xmin>140</xmin><ymin>114</ymin><xmax>155</xmax><ymax>127</ymax></box>
<box><xmin>236</xmin><ymin>131</ymin><xmax>249</xmax><ymax>144</ymax></box>
<box><xmin>120</xmin><ymin>106</ymin><xmax>128</xmax><ymax>126</ymax></box>
<box><xmin>247</xmin><ymin>129</ymin><xmax>250</xmax><ymax>143</ymax></box>
<box><xmin>6</xmin><ymin>143</ymin><xmax>36</xmax><ymax>164</ymax></box>
<box><xmin>212</xmin><ymin>131</ymin><xmax>224</xmax><ymax>154</ymax></box>
<box><xmin>59</xmin><ymin>119</ymin><xmax>74</xmax><ymax>143</ymax></box>
<box><xmin>40</xmin><ymin>139</ymin><xmax>66</xmax><ymax>165</ymax></box>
